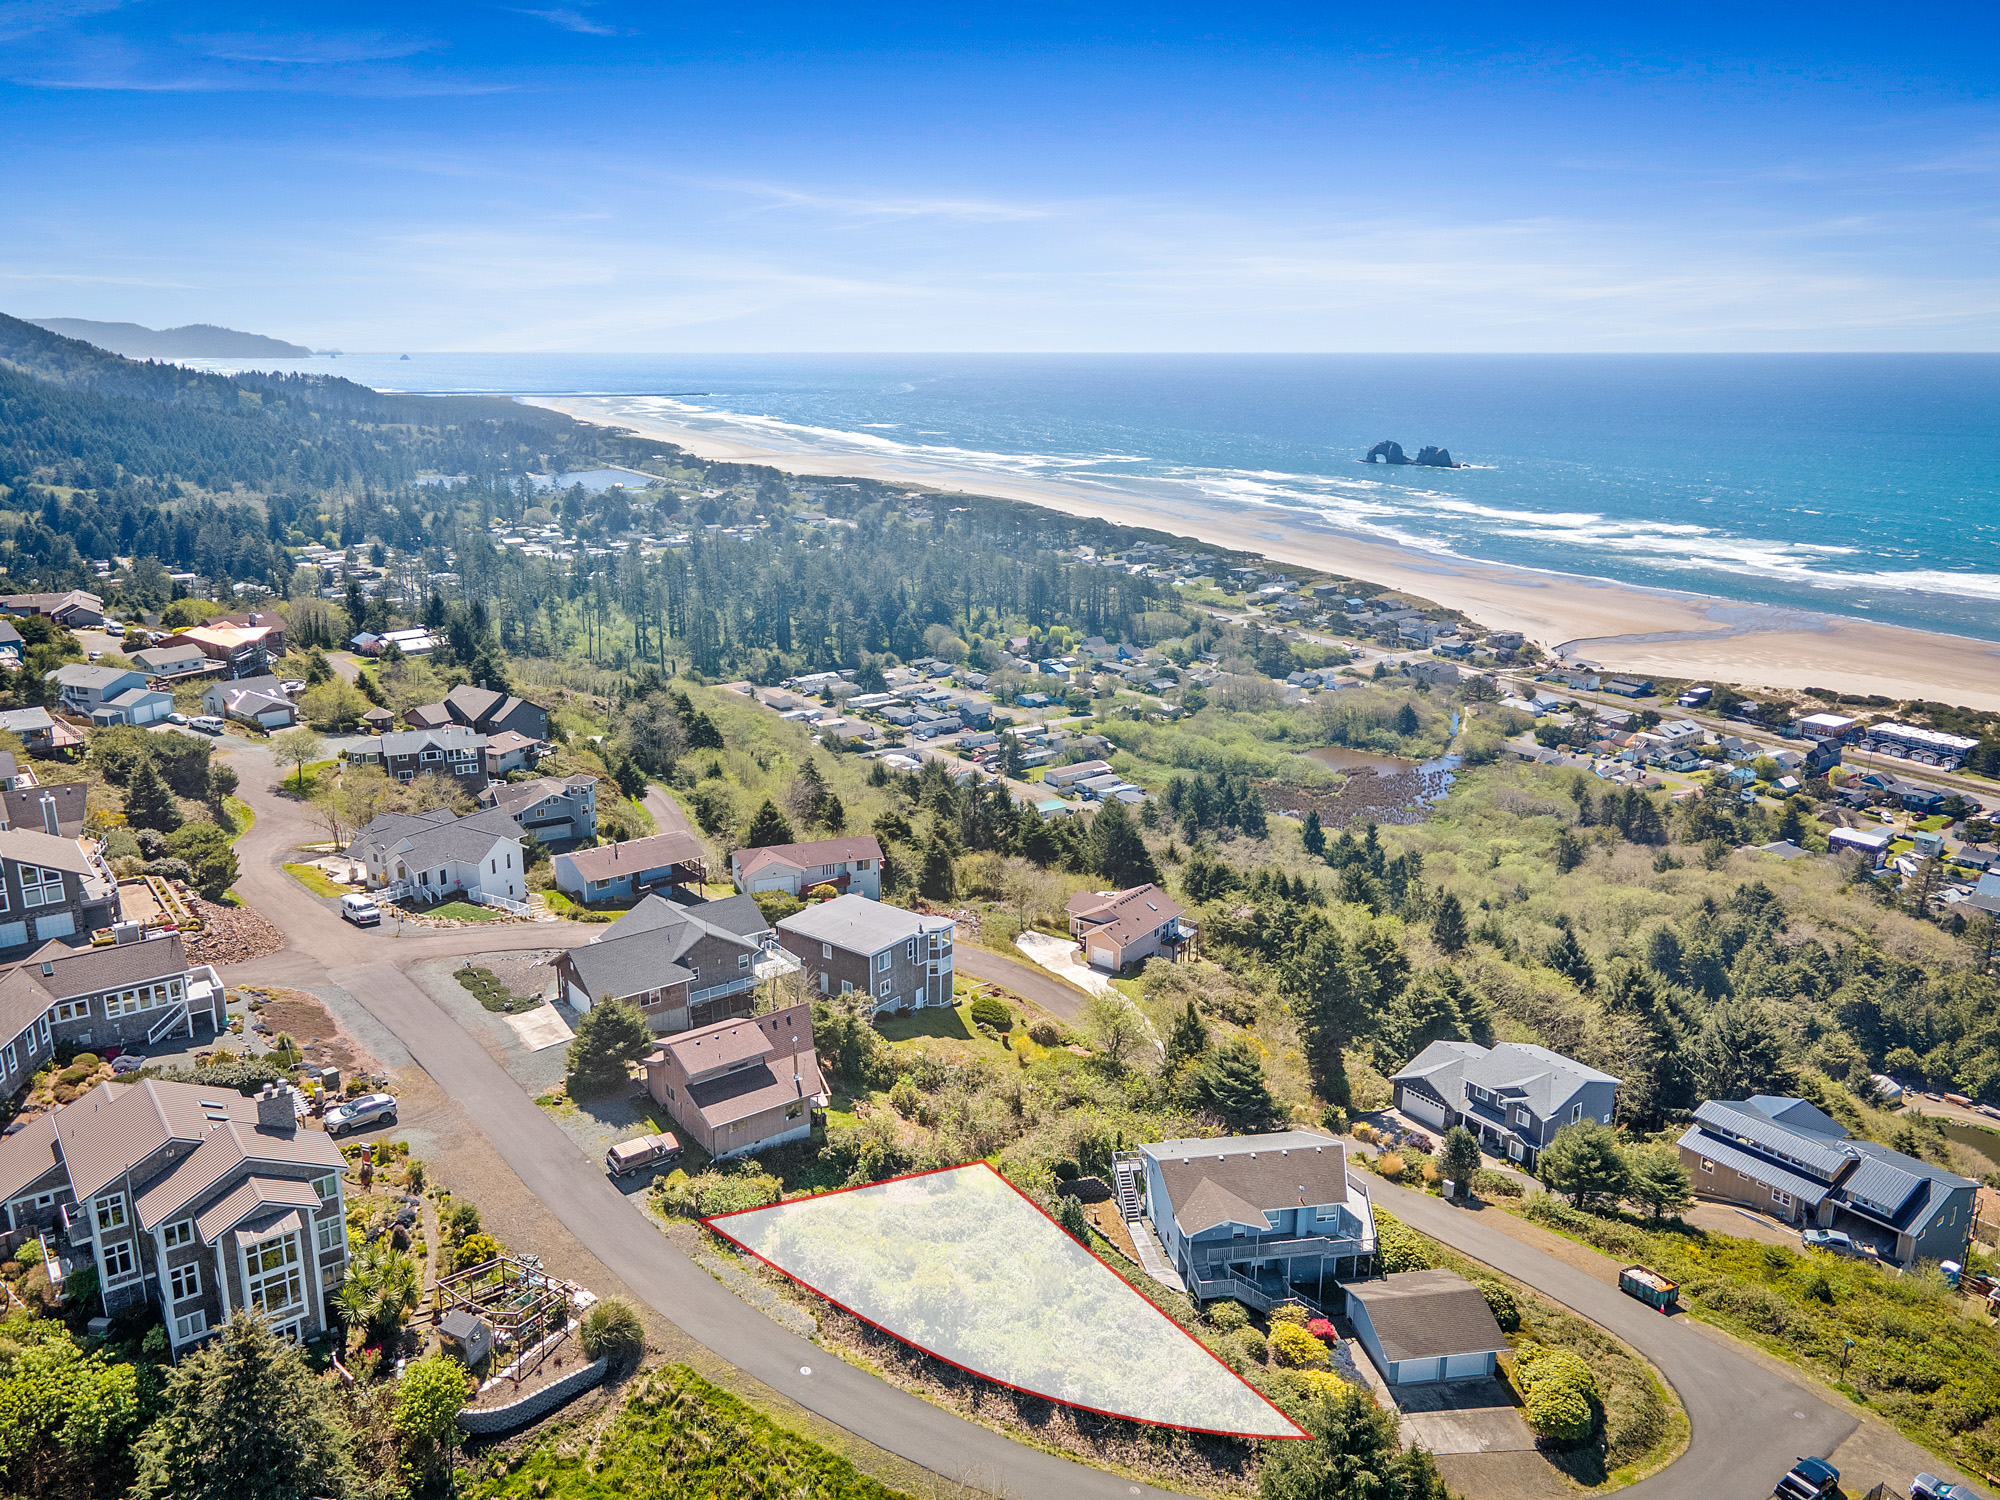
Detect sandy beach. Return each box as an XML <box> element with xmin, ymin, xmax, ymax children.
<box><xmin>530</xmin><ymin>396</ymin><xmax>2000</xmax><ymax>713</ymax></box>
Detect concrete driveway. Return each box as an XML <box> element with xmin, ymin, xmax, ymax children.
<box><xmin>1014</xmin><ymin>929</ymin><xmax>1113</xmax><ymax>995</ymax></box>
<box><xmin>1393</xmin><ymin>1378</ymin><xmax>1538</xmax><ymax>1456</ymax></box>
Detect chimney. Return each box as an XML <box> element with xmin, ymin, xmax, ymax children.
<box><xmin>39</xmin><ymin>795</ymin><xmax>55</xmax><ymax>837</ymax></box>
<box><xmin>255</xmin><ymin>1082</ymin><xmax>293</xmax><ymax>1130</ymax></box>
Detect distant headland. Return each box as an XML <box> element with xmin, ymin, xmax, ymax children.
<box><xmin>1364</xmin><ymin>440</ymin><xmax>1460</xmax><ymax>468</ymax></box>
<box><xmin>26</xmin><ymin>318</ymin><xmax>312</xmax><ymax>359</ymax></box>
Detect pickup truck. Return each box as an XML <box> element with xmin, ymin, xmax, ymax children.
<box><xmin>606</xmin><ymin>1132</ymin><xmax>682</xmax><ymax>1177</ymax></box>
<box><xmin>1773</xmin><ymin>1457</ymin><xmax>1839</xmax><ymax>1500</ymax></box>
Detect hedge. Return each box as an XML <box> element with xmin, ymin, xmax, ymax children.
<box><xmin>1516</xmin><ymin>1344</ymin><xmax>1598</xmax><ymax>1444</ymax></box>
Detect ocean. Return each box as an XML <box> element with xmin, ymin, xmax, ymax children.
<box><xmin>187</xmin><ymin>353</ymin><xmax>2000</xmax><ymax>643</ymax></box>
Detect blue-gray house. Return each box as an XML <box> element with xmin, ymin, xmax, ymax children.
<box><xmin>1122</xmin><ymin>1131</ymin><xmax>1377</xmax><ymax>1313</ymax></box>
<box><xmin>1391</xmin><ymin>1041</ymin><xmax>1619</xmax><ymax>1171</ymax></box>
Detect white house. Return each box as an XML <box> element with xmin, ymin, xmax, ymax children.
<box><xmin>729</xmin><ymin>836</ymin><xmax>885</xmax><ymax>900</ymax></box>
<box><xmin>201</xmin><ymin>676</ymin><xmax>298</xmax><ymax>730</ymax></box>
<box><xmin>344</xmin><ymin>806</ymin><xmax>525</xmax><ymax>905</ymax></box>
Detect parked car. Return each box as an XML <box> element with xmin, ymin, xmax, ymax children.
<box><xmin>1774</xmin><ymin>1457</ymin><xmax>1839</xmax><ymax>1500</ymax></box>
<box><xmin>606</xmin><ymin>1132</ymin><xmax>682</xmax><ymax>1177</ymax></box>
<box><xmin>105</xmin><ymin>621</ymin><xmax>125</xmax><ymax>636</ymax></box>
<box><xmin>189</xmin><ymin>715</ymin><xmax>224</xmax><ymax>735</ymax></box>
<box><xmin>340</xmin><ymin>893</ymin><xmax>382</xmax><ymax>926</ymax></box>
<box><xmin>325</xmin><ymin>1093</ymin><xmax>397</xmax><ymax>1135</ymax></box>
<box><xmin>1801</xmin><ymin>1229</ymin><xmax>1878</xmax><ymax>1261</ymax></box>
<box><xmin>166</xmin><ymin>712</ymin><xmax>187</xmax><ymax>725</ymax></box>
<box><xmin>1913</xmin><ymin>1475</ymin><xmax>1977</xmax><ymax>1500</ymax></box>
<box><xmin>87</xmin><ymin>650</ymin><xmax>101</xmax><ymax>662</ymax></box>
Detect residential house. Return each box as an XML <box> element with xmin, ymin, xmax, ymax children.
<box><xmin>18</xmin><ymin>933</ymin><xmax>224</xmax><ymax>1052</ymax></box>
<box><xmin>639</xmin><ymin>1003</ymin><xmax>827</xmax><ymax>1160</ymax></box>
<box><xmin>552</xmin><ymin>830</ymin><xmax>707</xmax><ymax>904</ymax></box>
<box><xmin>133</xmin><ymin>643</ymin><xmax>216</xmax><ymax>681</ymax></box>
<box><xmin>775</xmin><ymin>894</ymin><xmax>954</xmax><ymax>1019</ymax></box>
<box><xmin>0</xmin><ymin>754</ymin><xmax>26</xmax><ymax>792</ymax></box>
<box><xmin>1603</xmin><ymin>676</ymin><xmax>1656</xmax><ymax>698</ymax></box>
<box><xmin>345</xmin><ymin>726</ymin><xmax>489</xmax><ymax>792</ymax></box>
<box><xmin>0</xmin><ymin>622</ymin><xmax>19</xmax><ymax>667</ymax></box>
<box><xmin>1390</xmin><ymin>1041</ymin><xmax>1619</xmax><ymax>1170</ymax></box>
<box><xmin>554</xmin><ymin>893</ymin><xmax>785</xmax><ymax>1031</ymax></box>
<box><xmin>347</xmin><ymin>628</ymin><xmax>439</xmax><ymax>657</ymax></box>
<box><xmin>483</xmin><ymin>730</ymin><xmax>542</xmax><ymax>777</ymax></box>
<box><xmin>403</xmin><ymin>703</ymin><xmax>451</xmax><ymax>730</ymax></box>
<box><xmin>0</xmin><ymin>783</ymin><xmax>85</xmax><ymax>839</ymax></box>
<box><xmin>0</xmin><ymin>1078</ymin><xmax>346</xmax><ymax>1355</ymax></box>
<box><xmin>1485</xmin><ymin>630</ymin><xmax>1524</xmax><ymax>653</ymax></box>
<box><xmin>167</xmin><ymin>617</ymin><xmax>283</xmax><ymax>678</ymax></box>
<box><xmin>1043</xmin><ymin>759</ymin><xmax>1113</xmax><ymax>792</ymax></box>
<box><xmin>1128</xmin><ymin>1131</ymin><xmax>1377</xmax><ymax>1312</ymax></box>
<box><xmin>1798</xmin><ymin>713</ymin><xmax>1860</xmax><ymax>742</ymax></box>
<box><xmin>46</xmin><ymin>665</ymin><xmax>157</xmax><ymax>720</ymax></box>
<box><xmin>1345</xmin><ymin>1271</ymin><xmax>1510</xmax><ymax>1385</ymax></box>
<box><xmin>1678</xmin><ymin>1097</ymin><xmax>1976</xmax><ymax>1266</ymax></box>
<box><xmin>1066</xmin><ymin>884</ymin><xmax>1188</xmax><ymax>971</ymax></box>
<box><xmin>0</xmin><ymin>826</ymin><xmax>119</xmax><ymax>953</ymax></box>
<box><xmin>360</xmin><ymin>706</ymin><xmax>395</xmax><ymax>734</ymax></box>
<box><xmin>344</xmin><ymin>806</ymin><xmax>524</xmax><ymax>905</ymax></box>
<box><xmin>0</xmin><ymin>707</ymin><xmax>81</xmax><ymax>759</ymax></box>
<box><xmin>729</xmin><ymin>836</ymin><xmax>885</xmax><ymax>900</ymax></box>
<box><xmin>434</xmin><ymin>683</ymin><xmax>550</xmax><ymax>742</ymax></box>
<box><xmin>200</xmin><ymin>676</ymin><xmax>297</xmax><ymax>730</ymax></box>
<box><xmin>0</xmin><ymin>590</ymin><xmax>104</xmax><ymax>628</ymax></box>
<box><xmin>478</xmin><ymin>775</ymin><xmax>598</xmax><ymax>846</ymax></box>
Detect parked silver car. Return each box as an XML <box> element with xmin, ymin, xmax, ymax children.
<box><xmin>325</xmin><ymin>1092</ymin><xmax>397</xmax><ymax>1135</ymax></box>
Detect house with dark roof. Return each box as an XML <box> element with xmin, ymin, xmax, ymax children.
<box><xmin>1</xmin><ymin>590</ymin><xmax>104</xmax><ymax>627</ymax></box>
<box><xmin>478</xmin><ymin>774</ymin><xmax>597</xmax><ymax>847</ymax></box>
<box><xmin>133</xmin><ymin>643</ymin><xmax>217</xmax><ymax>681</ymax></box>
<box><xmin>640</xmin><ymin>1003</ymin><xmax>827</xmax><ymax>1160</ymax></box>
<box><xmin>1345</xmin><ymin>1270</ymin><xmax>1510</xmax><ymax>1384</ymax></box>
<box><xmin>345</xmin><ymin>806</ymin><xmax>524</xmax><ymax>905</ymax></box>
<box><xmin>0</xmin><ymin>1077</ymin><xmax>346</xmax><ymax>1356</ymax></box>
<box><xmin>775</xmin><ymin>894</ymin><xmax>954</xmax><ymax>1019</ymax></box>
<box><xmin>1678</xmin><ymin>1096</ymin><xmax>1976</xmax><ymax>1265</ymax></box>
<box><xmin>1129</xmin><ymin>1131</ymin><xmax>1377</xmax><ymax>1312</ymax></box>
<box><xmin>0</xmin><ymin>825</ymin><xmax>120</xmax><ymax>956</ymax></box>
<box><xmin>729</xmin><ymin>835</ymin><xmax>884</xmax><ymax>900</ymax></box>
<box><xmin>345</xmin><ymin>725</ymin><xmax>489</xmax><ymax>791</ymax></box>
<box><xmin>438</xmin><ymin>683</ymin><xmax>550</xmax><ymax>742</ymax></box>
<box><xmin>1065</xmin><ymin>883</ymin><xmax>1188</xmax><ymax>972</ymax></box>
<box><xmin>0</xmin><ymin>782</ymin><xmax>87</xmax><ymax>839</ymax></box>
<box><xmin>553</xmin><ymin>893</ymin><xmax>789</xmax><ymax>1032</ymax></box>
<box><xmin>15</xmin><ymin>933</ymin><xmax>222</xmax><ymax>1053</ymax></box>
<box><xmin>1390</xmin><ymin>1041</ymin><xmax>1619</xmax><ymax>1170</ymax></box>
<box><xmin>552</xmin><ymin>830</ymin><xmax>707</xmax><ymax>904</ymax></box>
<box><xmin>483</xmin><ymin>730</ymin><xmax>543</xmax><ymax>778</ymax></box>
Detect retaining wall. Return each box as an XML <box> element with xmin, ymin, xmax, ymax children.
<box><xmin>457</xmin><ymin>1357</ymin><xmax>608</xmax><ymax>1433</ymax></box>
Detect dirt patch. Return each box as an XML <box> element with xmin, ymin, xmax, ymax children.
<box><xmin>246</xmin><ymin>987</ymin><xmax>381</xmax><ymax>1079</ymax></box>
<box><xmin>185</xmin><ymin>896</ymin><xmax>286</xmax><ymax>965</ymax></box>
<box><xmin>471</xmin><ymin>949</ymin><xmax>561</xmax><ymax>1001</ymax></box>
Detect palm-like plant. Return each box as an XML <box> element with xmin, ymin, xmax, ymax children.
<box><xmin>336</xmin><ymin>1240</ymin><xmax>421</xmax><ymax>1346</ymax></box>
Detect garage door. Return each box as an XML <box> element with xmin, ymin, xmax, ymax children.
<box><xmin>1444</xmin><ymin>1352</ymin><xmax>1490</xmax><ymax>1379</ymax></box>
<box><xmin>1402</xmin><ymin>1092</ymin><xmax>1447</xmax><ymax>1130</ymax></box>
<box><xmin>1089</xmin><ymin>944</ymin><xmax>1115</xmax><ymax>968</ymax></box>
<box><xmin>1397</xmin><ymin>1357</ymin><xmax>1443</xmax><ymax>1384</ymax></box>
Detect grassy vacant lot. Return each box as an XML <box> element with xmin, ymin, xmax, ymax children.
<box><xmin>283</xmin><ymin>862</ymin><xmax>345</xmax><ymax>898</ymax></box>
<box><xmin>467</xmin><ymin>1364</ymin><xmax>914</xmax><ymax>1500</ymax></box>
<box><xmin>1518</xmin><ymin>1196</ymin><xmax>2000</xmax><ymax>1476</ymax></box>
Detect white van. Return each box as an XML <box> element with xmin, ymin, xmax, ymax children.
<box><xmin>340</xmin><ymin>893</ymin><xmax>382</xmax><ymax>926</ymax></box>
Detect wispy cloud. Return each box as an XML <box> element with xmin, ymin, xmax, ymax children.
<box><xmin>709</xmin><ymin>179</ymin><xmax>1057</xmax><ymax>224</ymax></box>
<box><xmin>513</xmin><ymin>7</ymin><xmax>631</xmax><ymax>37</ymax></box>
<box><xmin>0</xmin><ymin>0</ymin><xmax>127</xmax><ymax>42</ymax></box>
<box><xmin>189</xmin><ymin>30</ymin><xmax>442</xmax><ymax>66</ymax></box>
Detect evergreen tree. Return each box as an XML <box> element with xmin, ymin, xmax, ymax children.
<box><xmin>132</xmin><ymin>1312</ymin><xmax>363</xmax><ymax>1500</ymax></box>
<box><xmin>1430</xmin><ymin>890</ymin><xmax>1468</xmax><ymax>954</ymax></box>
<box><xmin>918</xmin><ymin>837</ymin><xmax>958</xmax><ymax>902</ymax></box>
<box><xmin>1163</xmin><ymin>999</ymin><xmax>1210</xmax><ymax>1078</ymax></box>
<box><xmin>1536</xmin><ymin>1121</ymin><xmax>1631</xmax><ymax>1211</ymax></box>
<box><xmin>1393</xmin><ymin>701</ymin><xmax>1420</xmax><ymax>737</ymax></box>
<box><xmin>1546</xmin><ymin>926</ymin><xmax>1595</xmax><ymax>989</ymax></box>
<box><xmin>1257</xmin><ymin>1381</ymin><xmax>1452</xmax><ymax>1500</ymax></box>
<box><xmin>1284</xmin><ymin>916</ymin><xmax>1374</xmax><ymax>1106</ymax></box>
<box><xmin>1626</xmin><ymin>1146</ymin><xmax>1694</xmax><ymax>1220</ymax></box>
<box><xmin>1553</xmin><ymin>827</ymin><xmax>1586</xmax><ymax>873</ymax></box>
<box><xmin>565</xmin><ymin>999</ymin><xmax>653</xmax><ymax>1098</ymax></box>
<box><xmin>0</xmin><ymin>1322</ymin><xmax>143</xmax><ymax>1499</ymax></box>
<box><xmin>1437</xmin><ymin>1126</ymin><xmax>1482</xmax><ymax>1199</ymax></box>
<box><xmin>1301</xmin><ymin>808</ymin><xmax>1325</xmax><ymax>857</ymax></box>
<box><xmin>1695</xmin><ymin>994</ymin><xmax>1794</xmax><ymax>1101</ymax></box>
<box><xmin>684</xmin><ymin>710</ymin><xmax>724</xmax><ymax>750</ymax></box>
<box><xmin>1189</xmin><ymin>1038</ymin><xmax>1284</xmax><ymax>1133</ymax></box>
<box><xmin>1087</xmin><ymin>798</ymin><xmax>1161</xmax><ymax>888</ymax></box>
<box><xmin>744</xmin><ymin>798</ymin><xmax>795</xmax><ymax>849</ymax></box>
<box><xmin>124</xmin><ymin>753</ymin><xmax>183</xmax><ymax>832</ymax></box>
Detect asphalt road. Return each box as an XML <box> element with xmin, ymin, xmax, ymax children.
<box><xmin>1371</xmin><ymin>1179</ymin><xmax>1857</xmax><ymax>1499</ymax></box>
<box><xmin>219</xmin><ymin>738</ymin><xmax>1866</xmax><ymax>1498</ymax></box>
<box><xmin>954</xmin><ymin>944</ymin><xmax>1095</xmax><ymax>1023</ymax></box>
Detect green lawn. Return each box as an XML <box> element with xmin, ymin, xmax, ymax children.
<box><xmin>873</xmin><ymin>1002</ymin><xmax>980</xmax><ymax>1045</ymax></box>
<box><xmin>425</xmin><ymin>901</ymin><xmax>497</xmax><ymax>922</ymax></box>
<box><xmin>283</xmin><ymin>863</ymin><xmax>345</xmax><ymax>898</ymax></box>
<box><xmin>224</xmin><ymin>796</ymin><xmax>255</xmax><ymax>841</ymax></box>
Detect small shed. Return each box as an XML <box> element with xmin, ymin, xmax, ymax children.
<box><xmin>437</xmin><ymin>1308</ymin><xmax>493</xmax><ymax>1367</ymax></box>
<box><xmin>1344</xmin><ymin>1269</ymin><xmax>1510</xmax><ymax>1385</ymax></box>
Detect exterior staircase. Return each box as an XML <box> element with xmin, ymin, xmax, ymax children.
<box><xmin>1112</xmin><ymin>1153</ymin><xmax>1144</xmax><ymax>1222</ymax></box>
<box><xmin>526</xmin><ymin>892</ymin><xmax>558</xmax><ymax>923</ymax></box>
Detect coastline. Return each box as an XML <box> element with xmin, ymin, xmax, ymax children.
<box><xmin>528</xmin><ymin>395</ymin><xmax>2000</xmax><ymax>713</ymax></box>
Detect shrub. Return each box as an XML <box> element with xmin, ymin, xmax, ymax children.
<box><xmin>1516</xmin><ymin>1345</ymin><xmax>1598</xmax><ymax>1445</ymax></box>
<box><xmin>1476</xmin><ymin>1278</ymin><xmax>1521</xmax><ymax>1332</ymax></box>
<box><xmin>1207</xmin><ymin>1300</ymin><xmax>1250</xmax><ymax>1333</ymax></box>
<box><xmin>1051</xmin><ymin>1158</ymin><xmax>1080</xmax><ymax>1181</ymax></box>
<box><xmin>1351</xmin><ymin>1121</ymin><xmax>1376</xmax><ymax>1143</ymax></box>
<box><xmin>68</xmin><ymin>1052</ymin><xmax>100</xmax><ymax>1070</ymax></box>
<box><xmin>1267</xmin><ymin>1301</ymin><xmax>1310</xmax><ymax>1327</ymax></box>
<box><xmin>452</xmin><ymin>1233</ymin><xmax>502</xmax><ymax>1272</ymax></box>
<box><xmin>580</xmin><ymin>1297</ymin><xmax>646</xmax><ymax>1368</ymax></box>
<box><xmin>1375</xmin><ymin>1214</ymin><xmax>1434</xmax><ymax>1274</ymax></box>
<box><xmin>1269</xmin><ymin>1320</ymin><xmax>1330</xmax><ymax>1369</ymax></box>
<box><xmin>968</xmin><ymin>995</ymin><xmax>1012</xmax><ymax>1032</ymax></box>
<box><xmin>1225</xmin><ymin>1327</ymin><xmax>1267</xmax><ymax>1369</ymax></box>
<box><xmin>1471</xmin><ymin>1167</ymin><xmax>1525</xmax><ymax>1199</ymax></box>
<box><xmin>1306</xmin><ymin>1317</ymin><xmax>1339</xmax><ymax>1344</ymax></box>
<box><xmin>1027</xmin><ymin>1019</ymin><xmax>1064</xmax><ymax>1046</ymax></box>
<box><xmin>13</xmin><ymin>1241</ymin><xmax>44</xmax><ymax>1267</ymax></box>
<box><xmin>1376</xmin><ymin>1152</ymin><xmax>1405</xmax><ymax>1179</ymax></box>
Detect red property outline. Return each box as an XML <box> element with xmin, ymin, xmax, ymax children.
<box><xmin>702</xmin><ymin>1160</ymin><xmax>1311</xmax><ymax>1442</ymax></box>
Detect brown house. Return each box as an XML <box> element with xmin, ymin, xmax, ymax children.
<box><xmin>553</xmin><ymin>893</ymin><xmax>776</xmax><ymax>1033</ymax></box>
<box><xmin>1066</xmin><ymin>883</ymin><xmax>1189</xmax><ymax>972</ymax></box>
<box><xmin>640</xmin><ymin>1003</ymin><xmax>827</xmax><ymax>1160</ymax></box>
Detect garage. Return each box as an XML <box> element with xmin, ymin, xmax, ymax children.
<box><xmin>1444</xmin><ymin>1352</ymin><xmax>1493</xmax><ymax>1379</ymax></box>
<box><xmin>1088</xmin><ymin>944</ymin><xmax>1116</xmax><ymax>969</ymax></box>
<box><xmin>1400</xmin><ymin>1090</ymin><xmax>1447</xmax><ymax>1130</ymax></box>
<box><xmin>1396</xmin><ymin>1357</ymin><xmax>1443</xmax><ymax>1383</ymax></box>
<box><xmin>1346</xmin><ymin>1270</ymin><xmax>1510</xmax><ymax>1387</ymax></box>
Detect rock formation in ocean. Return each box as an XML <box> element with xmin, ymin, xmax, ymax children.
<box><xmin>1364</xmin><ymin>440</ymin><xmax>1461</xmax><ymax>467</ymax></box>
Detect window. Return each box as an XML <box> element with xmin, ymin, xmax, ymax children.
<box><xmin>839</xmin><ymin>980</ymin><xmax>852</xmax><ymax>995</ymax></box>
<box><xmin>18</xmin><ymin>866</ymin><xmax>63</xmax><ymax>908</ymax></box>
<box><xmin>821</xmin><ymin>943</ymin><xmax>831</xmax><ymax>959</ymax></box>
<box><xmin>173</xmin><ymin>1311</ymin><xmax>207</xmax><ymax>1342</ymax></box>
<box><xmin>737</xmin><ymin>953</ymin><xmax>750</xmax><ymax>970</ymax></box>
<box><xmin>875</xmin><ymin>951</ymin><xmax>892</xmax><ymax>973</ymax></box>
<box><xmin>47</xmin><ymin>998</ymin><xmax>85</xmax><ymax>1025</ymax></box>
<box><xmin>316</xmin><ymin>1213</ymin><xmax>344</xmax><ymax>1254</ymax></box>
<box><xmin>877</xmin><ymin>979</ymin><xmax>891</xmax><ymax>999</ymax></box>
<box><xmin>314</xmin><ymin>1173</ymin><xmax>340</xmax><ymax>1204</ymax></box>
<box><xmin>1570</xmin><ymin>1104</ymin><xmax>1582</xmax><ymax>1124</ymax></box>
<box><xmin>245</xmin><ymin>1236</ymin><xmax>303</xmax><ymax>1318</ymax></box>
<box><xmin>1</xmin><ymin>1043</ymin><xmax>12</xmax><ymax>1075</ymax></box>
<box><xmin>490</xmin><ymin>859</ymin><xmax>496</xmax><ymax>874</ymax></box>
<box><xmin>1700</xmin><ymin>1158</ymin><xmax>1714</xmax><ymax>1173</ymax></box>
<box><xmin>94</xmin><ymin>1194</ymin><xmax>126</xmax><ymax>1231</ymax></box>
<box><xmin>169</xmin><ymin>1261</ymin><xmax>202</xmax><ymax>1301</ymax></box>
<box><xmin>905</xmin><ymin>939</ymin><xmax>916</xmax><ymax>961</ymax></box>
<box><xmin>103</xmin><ymin>1240</ymin><xmax>136</xmax><ymax>1280</ymax></box>
<box><xmin>1771</xmin><ymin>1188</ymin><xmax>1793</xmax><ymax>1209</ymax></box>
<box><xmin>163</xmin><ymin>1220</ymin><xmax>194</xmax><ymax>1250</ymax></box>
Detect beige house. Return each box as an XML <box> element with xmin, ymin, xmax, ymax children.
<box><xmin>641</xmin><ymin>1003</ymin><xmax>827</xmax><ymax>1160</ymax></box>
<box><xmin>1066</xmin><ymin>883</ymin><xmax>1188</xmax><ymax>971</ymax></box>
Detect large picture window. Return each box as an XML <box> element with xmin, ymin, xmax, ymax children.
<box><xmin>19</xmin><ymin>866</ymin><xmax>64</xmax><ymax>908</ymax></box>
<box><xmin>94</xmin><ymin>1194</ymin><xmax>126</xmax><ymax>1231</ymax></box>
<box><xmin>245</xmin><ymin>1235</ymin><xmax>303</xmax><ymax>1320</ymax></box>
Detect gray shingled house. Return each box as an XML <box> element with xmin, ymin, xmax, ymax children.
<box><xmin>1390</xmin><ymin>1041</ymin><xmax>1619</xmax><ymax>1170</ymax></box>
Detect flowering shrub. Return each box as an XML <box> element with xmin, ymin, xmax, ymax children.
<box><xmin>1269</xmin><ymin>1321</ymin><xmax>1330</xmax><ymax>1369</ymax></box>
<box><xmin>1306</xmin><ymin>1317</ymin><xmax>1339</xmax><ymax>1344</ymax></box>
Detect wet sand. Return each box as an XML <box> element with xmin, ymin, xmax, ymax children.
<box><xmin>530</xmin><ymin>396</ymin><xmax>2000</xmax><ymax>713</ymax></box>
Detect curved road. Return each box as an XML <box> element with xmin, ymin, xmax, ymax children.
<box><xmin>219</xmin><ymin>742</ymin><xmax>1866</xmax><ymax>1498</ymax></box>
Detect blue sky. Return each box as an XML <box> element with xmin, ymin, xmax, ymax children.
<box><xmin>3</xmin><ymin>3</ymin><xmax>1997</xmax><ymax>351</ymax></box>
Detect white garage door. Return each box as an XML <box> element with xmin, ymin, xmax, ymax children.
<box><xmin>1397</xmin><ymin>1357</ymin><xmax>1443</xmax><ymax>1384</ymax></box>
<box><xmin>1402</xmin><ymin>1092</ymin><xmax>1447</xmax><ymax>1130</ymax></box>
<box><xmin>1089</xmin><ymin>944</ymin><xmax>1115</xmax><ymax>968</ymax></box>
<box><xmin>1444</xmin><ymin>1352</ymin><xmax>1490</xmax><ymax>1379</ymax></box>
